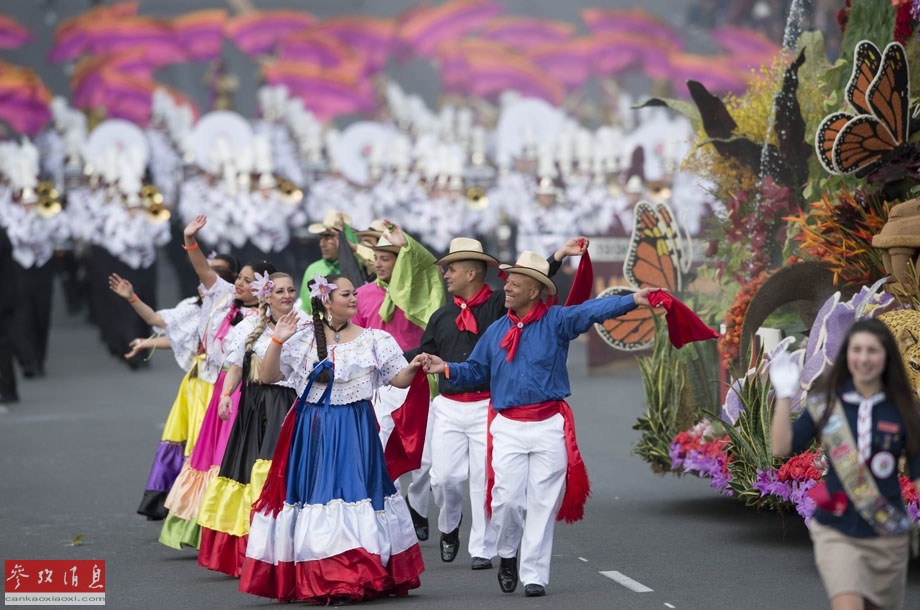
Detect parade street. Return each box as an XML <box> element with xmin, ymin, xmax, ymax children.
<box><xmin>2</xmin><ymin>282</ymin><xmax>919</xmax><ymax>610</ymax></box>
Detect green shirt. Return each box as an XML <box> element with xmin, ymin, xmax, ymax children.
<box><xmin>299</xmin><ymin>258</ymin><xmax>340</xmax><ymax>313</ymax></box>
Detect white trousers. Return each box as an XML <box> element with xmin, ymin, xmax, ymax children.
<box><xmin>375</xmin><ymin>383</ymin><xmax>433</xmax><ymax>517</ymax></box>
<box><xmin>490</xmin><ymin>412</ymin><xmax>567</xmax><ymax>587</ymax></box>
<box><xmin>429</xmin><ymin>394</ymin><xmax>496</xmax><ymax>559</ymax></box>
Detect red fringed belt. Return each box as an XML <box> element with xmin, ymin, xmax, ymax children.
<box><xmin>486</xmin><ymin>399</ymin><xmax>591</xmax><ymax>524</ymax></box>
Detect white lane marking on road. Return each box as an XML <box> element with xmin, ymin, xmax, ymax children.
<box><xmin>599</xmin><ymin>571</ymin><xmax>654</xmax><ymax>593</ymax></box>
<box><xmin>578</xmin><ymin>557</ymin><xmax>588</xmax><ymax>562</ymax></box>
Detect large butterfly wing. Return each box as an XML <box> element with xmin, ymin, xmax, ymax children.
<box><xmin>867</xmin><ymin>41</ymin><xmax>909</xmax><ymax>145</ymax></box>
<box><xmin>624</xmin><ymin>200</ymin><xmax>682</xmax><ymax>293</ymax></box>
<box><xmin>846</xmin><ymin>40</ymin><xmax>882</xmax><ymax>115</ymax></box>
<box><xmin>814</xmin><ymin>112</ymin><xmax>852</xmax><ymax>175</ymax></box>
<box><xmin>593</xmin><ymin>286</ymin><xmax>658</xmax><ymax>351</ymax></box>
<box><xmin>833</xmin><ymin>115</ymin><xmax>898</xmax><ymax>174</ymax></box>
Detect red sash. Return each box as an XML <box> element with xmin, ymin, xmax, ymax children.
<box><xmin>485</xmin><ymin>399</ymin><xmax>590</xmax><ymax>524</ymax></box>
<box><xmin>445</xmin><ymin>391</ymin><xmax>491</xmax><ymax>403</ymax></box>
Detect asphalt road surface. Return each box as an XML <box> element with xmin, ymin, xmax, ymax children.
<box><xmin>2</xmin><ymin>279</ymin><xmax>919</xmax><ymax>610</ymax></box>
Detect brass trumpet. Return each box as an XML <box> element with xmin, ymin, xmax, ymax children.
<box><xmin>277</xmin><ymin>178</ymin><xmax>303</xmax><ymax>205</ymax></box>
<box><xmin>36</xmin><ymin>181</ymin><xmax>62</xmax><ymax>218</ymax></box>
<box><xmin>141</xmin><ymin>184</ymin><xmax>171</xmax><ymax>224</ymax></box>
<box><xmin>465</xmin><ymin>186</ymin><xmax>489</xmax><ymax>210</ymax></box>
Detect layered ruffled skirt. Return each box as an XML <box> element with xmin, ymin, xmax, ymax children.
<box><xmin>137</xmin><ymin>359</ymin><xmax>211</xmax><ymax>520</ymax></box>
<box><xmin>239</xmin><ymin>398</ymin><xmax>424</xmax><ymax>603</ymax></box>
<box><xmin>159</xmin><ymin>370</ymin><xmax>239</xmax><ymax>550</ymax></box>
<box><xmin>197</xmin><ymin>383</ymin><xmax>296</xmax><ymax>576</ymax></box>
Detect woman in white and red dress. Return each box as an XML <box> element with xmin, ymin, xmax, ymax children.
<box><xmin>239</xmin><ymin>274</ymin><xmax>427</xmax><ymax>604</ymax></box>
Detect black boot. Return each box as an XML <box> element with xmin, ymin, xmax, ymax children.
<box><xmin>406</xmin><ymin>498</ymin><xmax>429</xmax><ymax>541</ymax></box>
<box><xmin>497</xmin><ymin>556</ymin><xmax>518</xmax><ymax>593</ymax></box>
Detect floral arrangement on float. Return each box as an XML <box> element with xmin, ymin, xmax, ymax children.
<box><xmin>632</xmin><ymin>0</ymin><xmax>920</xmax><ymax>529</ymax></box>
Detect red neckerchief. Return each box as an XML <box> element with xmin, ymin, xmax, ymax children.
<box><xmin>499</xmin><ymin>299</ymin><xmax>548</xmax><ymax>361</ymax></box>
<box><xmin>453</xmin><ymin>284</ymin><xmax>493</xmax><ymax>334</ymax></box>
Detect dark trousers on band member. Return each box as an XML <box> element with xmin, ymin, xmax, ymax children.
<box><xmin>90</xmin><ymin>246</ymin><xmax>157</xmax><ymax>367</ymax></box>
<box><xmin>0</xmin><ymin>228</ymin><xmax>18</xmax><ymax>399</ymax></box>
<box><xmin>10</xmin><ymin>261</ymin><xmax>54</xmax><ymax>376</ymax></box>
<box><xmin>0</xmin><ymin>312</ymin><xmax>16</xmax><ymax>400</ymax></box>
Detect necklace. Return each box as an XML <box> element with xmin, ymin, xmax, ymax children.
<box><xmin>323</xmin><ymin>319</ymin><xmax>349</xmax><ymax>342</ymax></box>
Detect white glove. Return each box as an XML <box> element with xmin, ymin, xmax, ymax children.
<box><xmin>768</xmin><ymin>349</ymin><xmax>800</xmax><ymax>399</ymax></box>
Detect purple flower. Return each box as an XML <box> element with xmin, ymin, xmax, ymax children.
<box><xmin>250</xmin><ymin>271</ymin><xmax>274</xmax><ymax>302</ymax></box>
<box><xmin>788</xmin><ymin>479</ymin><xmax>818</xmax><ymax>525</ymax></box>
<box><xmin>752</xmin><ymin>468</ymin><xmax>791</xmax><ymax>501</ymax></box>
<box><xmin>309</xmin><ymin>274</ymin><xmax>337</xmax><ymax>304</ymax></box>
<box><xmin>669</xmin><ymin>442</ymin><xmax>685</xmax><ymax>469</ymax></box>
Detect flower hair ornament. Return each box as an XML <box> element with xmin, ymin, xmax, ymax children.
<box><xmin>310</xmin><ymin>274</ymin><xmax>337</xmax><ymax>304</ymax></box>
<box><xmin>250</xmin><ymin>271</ymin><xmax>274</xmax><ymax>302</ymax></box>
<box><xmin>207</xmin><ymin>250</ymin><xmax>218</xmax><ymax>261</ymax></box>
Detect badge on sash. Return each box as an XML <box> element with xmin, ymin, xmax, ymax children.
<box><xmin>870</xmin><ymin>451</ymin><xmax>896</xmax><ymax>479</ymax></box>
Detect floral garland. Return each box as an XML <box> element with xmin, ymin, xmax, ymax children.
<box><xmin>735</xmin><ymin>449</ymin><xmax>920</xmax><ymax>527</ymax></box>
<box><xmin>901</xmin><ymin>474</ymin><xmax>920</xmax><ymax>523</ymax></box>
<box><xmin>895</xmin><ymin>0</ymin><xmax>914</xmax><ymax>44</ymax></box>
<box><xmin>718</xmin><ymin>270</ymin><xmax>769</xmax><ymax>371</ymax></box>
<box><xmin>669</xmin><ymin>419</ymin><xmax>733</xmax><ymax>495</ymax></box>
<box><xmin>753</xmin><ymin>450</ymin><xmax>824</xmax><ymax>523</ymax></box>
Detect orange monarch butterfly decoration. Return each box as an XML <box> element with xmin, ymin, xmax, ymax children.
<box><xmin>594</xmin><ymin>200</ymin><xmax>690</xmax><ymax>351</ymax></box>
<box><xmin>815</xmin><ymin>40</ymin><xmax>910</xmax><ymax>177</ymax></box>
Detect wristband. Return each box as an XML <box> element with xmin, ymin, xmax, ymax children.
<box><xmin>128</xmin><ymin>294</ymin><xmax>139</xmax><ymax>304</ymax></box>
<box><xmin>444</xmin><ymin>363</ymin><xmax>450</xmax><ymax>379</ymax></box>
<box><xmin>181</xmin><ymin>241</ymin><xmax>199</xmax><ymax>252</ymax></box>
<box><xmin>271</xmin><ymin>336</ymin><xmax>284</xmax><ymax>346</ymax></box>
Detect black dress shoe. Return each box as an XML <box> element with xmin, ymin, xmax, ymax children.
<box><xmin>497</xmin><ymin>556</ymin><xmax>517</xmax><ymax>593</ymax></box>
<box><xmin>471</xmin><ymin>557</ymin><xmax>493</xmax><ymax>570</ymax></box>
<box><xmin>439</xmin><ymin>525</ymin><xmax>460</xmax><ymax>562</ymax></box>
<box><xmin>524</xmin><ymin>584</ymin><xmax>546</xmax><ymax>597</ymax></box>
<box><xmin>406</xmin><ymin>498</ymin><xmax>429</xmax><ymax>541</ymax></box>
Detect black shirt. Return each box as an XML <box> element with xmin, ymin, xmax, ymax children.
<box><xmin>407</xmin><ymin>255</ymin><xmax>562</xmax><ymax>395</ymax></box>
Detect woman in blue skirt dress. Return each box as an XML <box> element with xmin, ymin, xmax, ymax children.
<box><xmin>239</xmin><ymin>274</ymin><xmax>427</xmax><ymax>604</ymax></box>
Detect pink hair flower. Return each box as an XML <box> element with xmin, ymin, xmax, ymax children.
<box><xmin>250</xmin><ymin>271</ymin><xmax>274</xmax><ymax>302</ymax></box>
<box><xmin>309</xmin><ymin>274</ymin><xmax>337</xmax><ymax>304</ymax></box>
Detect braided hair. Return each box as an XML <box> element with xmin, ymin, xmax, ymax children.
<box><xmin>308</xmin><ymin>273</ymin><xmax>344</xmax><ymax>383</ymax></box>
<box><xmin>238</xmin><ymin>270</ymin><xmax>289</xmax><ymax>409</ymax></box>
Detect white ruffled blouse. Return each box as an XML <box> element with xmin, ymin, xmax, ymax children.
<box><xmin>224</xmin><ymin>311</ymin><xmax>310</xmax><ymax>389</ymax></box>
<box><xmin>279</xmin><ymin>326</ymin><xmax>407</xmax><ymax>404</ymax></box>
<box><xmin>153</xmin><ymin>296</ymin><xmax>201</xmax><ymax>372</ymax></box>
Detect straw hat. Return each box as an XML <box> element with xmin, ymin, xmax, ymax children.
<box><xmin>308</xmin><ymin>210</ymin><xmax>353</xmax><ymax>235</ymax></box>
<box><xmin>435</xmin><ymin>237</ymin><xmax>500</xmax><ymax>268</ymax></box>
<box><xmin>500</xmin><ymin>251</ymin><xmax>556</xmax><ymax>295</ymax></box>
<box><xmin>372</xmin><ymin>233</ymin><xmax>403</xmax><ymax>255</ymax></box>
<box><xmin>355</xmin><ymin>219</ymin><xmax>388</xmax><ymax>242</ymax></box>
